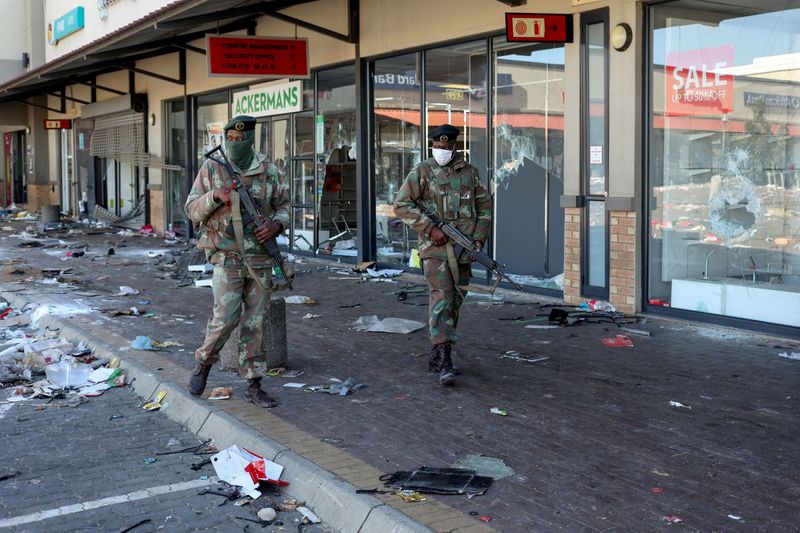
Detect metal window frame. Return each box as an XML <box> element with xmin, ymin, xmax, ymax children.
<box><xmin>640</xmin><ymin>1</ymin><xmax>800</xmax><ymax>337</ymax></box>
<box><xmin>579</xmin><ymin>7</ymin><xmax>611</xmax><ymax>300</ymax></box>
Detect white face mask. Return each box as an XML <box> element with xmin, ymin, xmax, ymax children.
<box><xmin>432</xmin><ymin>148</ymin><xmax>454</xmax><ymax>166</ymax></box>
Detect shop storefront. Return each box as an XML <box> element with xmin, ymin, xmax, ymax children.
<box><xmin>646</xmin><ymin>1</ymin><xmax>800</xmax><ymax>329</ymax></box>
<box><xmin>371</xmin><ymin>37</ymin><xmax>566</xmax><ymax>291</ymax></box>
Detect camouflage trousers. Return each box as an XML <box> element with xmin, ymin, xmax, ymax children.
<box><xmin>423</xmin><ymin>257</ymin><xmax>472</xmax><ymax>346</ymax></box>
<box><xmin>195</xmin><ymin>262</ymin><xmax>272</xmax><ymax>379</ymax></box>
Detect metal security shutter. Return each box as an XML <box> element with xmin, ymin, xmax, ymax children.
<box><xmin>89</xmin><ymin>111</ymin><xmax>181</xmax><ymax>170</ymax></box>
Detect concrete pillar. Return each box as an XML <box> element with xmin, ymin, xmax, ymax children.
<box><xmin>220</xmin><ymin>297</ymin><xmax>288</xmax><ymax>371</ymax></box>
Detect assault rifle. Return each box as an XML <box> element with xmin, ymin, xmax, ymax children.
<box><xmin>204</xmin><ymin>145</ymin><xmax>293</xmax><ymax>290</ymax></box>
<box><xmin>415</xmin><ymin>201</ymin><xmax>524</xmax><ymax>292</ymax></box>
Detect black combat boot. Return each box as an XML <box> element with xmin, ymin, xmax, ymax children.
<box><xmin>188</xmin><ymin>363</ymin><xmax>212</xmax><ymax>396</ymax></box>
<box><xmin>438</xmin><ymin>344</ymin><xmax>456</xmax><ymax>386</ymax></box>
<box><xmin>244</xmin><ymin>378</ymin><xmax>279</xmax><ymax>408</ymax></box>
<box><xmin>428</xmin><ymin>345</ymin><xmax>443</xmax><ymax>372</ymax></box>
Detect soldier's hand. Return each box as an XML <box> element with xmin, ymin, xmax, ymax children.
<box><xmin>474</xmin><ymin>240</ymin><xmax>483</xmax><ymax>252</ymax></box>
<box><xmin>255</xmin><ymin>221</ymin><xmax>281</xmax><ymax>243</ymax></box>
<box><xmin>430</xmin><ymin>227</ymin><xmax>447</xmax><ymax>246</ymax></box>
<box><xmin>213</xmin><ymin>188</ymin><xmax>231</xmax><ymax>205</ymax></box>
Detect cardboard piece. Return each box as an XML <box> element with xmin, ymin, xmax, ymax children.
<box><xmin>211</xmin><ymin>445</ymin><xmax>288</xmax><ymax>499</ymax></box>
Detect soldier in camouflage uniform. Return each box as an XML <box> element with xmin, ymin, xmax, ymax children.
<box><xmin>393</xmin><ymin>124</ymin><xmax>493</xmax><ymax>386</ymax></box>
<box><xmin>185</xmin><ymin>115</ymin><xmax>291</xmax><ymax>408</ymax></box>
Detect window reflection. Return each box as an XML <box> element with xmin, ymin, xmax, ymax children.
<box><xmin>648</xmin><ymin>3</ymin><xmax>800</xmax><ymax>327</ymax></box>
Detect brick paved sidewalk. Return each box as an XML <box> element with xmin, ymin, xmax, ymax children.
<box><xmin>1</xmin><ymin>223</ymin><xmax>798</xmax><ymax>532</ymax></box>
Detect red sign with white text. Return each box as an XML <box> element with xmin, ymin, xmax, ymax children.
<box><xmin>666</xmin><ymin>45</ymin><xmax>734</xmax><ymax>116</ymax></box>
<box><xmin>505</xmin><ymin>13</ymin><xmax>573</xmax><ymax>43</ymax></box>
<box><xmin>206</xmin><ymin>35</ymin><xmax>309</xmax><ymax>78</ymax></box>
<box><xmin>43</xmin><ymin>119</ymin><xmax>72</xmax><ymax>130</ymax></box>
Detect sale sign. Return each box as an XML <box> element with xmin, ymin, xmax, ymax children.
<box><xmin>666</xmin><ymin>45</ymin><xmax>734</xmax><ymax>116</ymax></box>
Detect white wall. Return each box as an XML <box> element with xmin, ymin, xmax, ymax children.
<box><xmin>0</xmin><ymin>0</ymin><xmax>30</xmax><ymax>83</ymax></box>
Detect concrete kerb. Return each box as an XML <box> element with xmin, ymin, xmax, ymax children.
<box><xmin>0</xmin><ymin>286</ymin><xmax>435</xmax><ymax>533</ymax></box>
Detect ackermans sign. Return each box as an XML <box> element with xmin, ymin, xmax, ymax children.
<box><xmin>232</xmin><ymin>81</ymin><xmax>303</xmax><ymax>118</ymax></box>
<box><xmin>666</xmin><ymin>45</ymin><xmax>734</xmax><ymax>116</ymax></box>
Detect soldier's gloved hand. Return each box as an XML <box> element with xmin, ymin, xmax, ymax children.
<box><xmin>255</xmin><ymin>221</ymin><xmax>282</xmax><ymax>243</ymax></box>
<box><xmin>430</xmin><ymin>227</ymin><xmax>447</xmax><ymax>246</ymax></box>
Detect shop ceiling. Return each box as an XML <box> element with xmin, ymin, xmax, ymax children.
<box><xmin>0</xmin><ymin>0</ymin><xmax>358</xmax><ymax>110</ymax></box>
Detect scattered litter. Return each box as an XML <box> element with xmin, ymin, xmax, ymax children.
<box><xmin>525</xmin><ymin>324</ymin><xmax>559</xmax><ymax>330</ymax></box>
<box><xmin>282</xmin><ymin>382</ymin><xmax>307</xmax><ymax>388</ymax></box>
<box><xmin>479</xmin><ymin>516</ymin><xmax>492</xmax><ymax>523</ymax></box>
<box><xmin>314</xmin><ymin>377</ymin><xmax>364</xmax><ymax>396</ymax></box>
<box><xmin>279</xmin><ymin>498</ymin><xmax>304</xmax><ymax>512</ymax></box>
<box><xmin>194</xmin><ymin>279</ymin><xmax>213</xmax><ymax>288</ymax></box>
<box><xmin>297</xmin><ymin>506</ymin><xmax>321</xmax><ymax>524</ymax></box>
<box><xmin>352</xmin><ymin>261</ymin><xmax>376</xmax><ymax>272</ymax></box>
<box><xmin>366</xmin><ymin>268</ymin><xmax>403</xmax><ymax>278</ymax></box>
<box><xmin>0</xmin><ymin>471</ymin><xmax>19</xmax><ymax>482</ymax></box>
<box><xmin>209</xmin><ymin>387</ymin><xmax>233</xmax><ymax>400</ymax></box>
<box><xmin>580</xmin><ymin>299</ymin><xmax>616</xmax><ymax>313</ymax></box>
<box><xmin>143</xmin><ymin>391</ymin><xmax>167</xmax><ymax>411</ymax></box>
<box><xmin>651</xmin><ymin>487</ymin><xmax>664</xmax><ymax>494</ymax></box>
<box><xmin>282</xmin><ymin>370</ymin><xmax>304</xmax><ymax>378</ymax></box>
<box><xmin>651</xmin><ymin>469</ymin><xmax>670</xmax><ymax>477</ymax></box>
<box><xmin>778</xmin><ymin>352</ymin><xmax>800</xmax><ymax>361</ymax></box>
<box><xmin>728</xmin><ymin>514</ymin><xmax>742</xmax><ymax>520</ymax></box>
<box><xmin>500</xmin><ymin>351</ymin><xmax>549</xmax><ymax>364</ymax></box>
<box><xmin>397</xmin><ymin>490</ymin><xmax>426</xmax><ymax>502</ymax></box>
<box><xmin>211</xmin><ymin>445</ymin><xmax>288</xmax><ymax>499</ymax></box>
<box><xmin>669</xmin><ymin>401</ymin><xmax>692</xmax><ymax>410</ymax></box>
<box><xmin>120</xmin><ymin>519</ymin><xmax>151</xmax><ymax>533</ymax></box>
<box><xmin>188</xmin><ymin>263</ymin><xmax>214</xmax><ymax>273</ymax></box>
<box><xmin>131</xmin><ymin>336</ymin><xmax>154</xmax><ymax>350</ymax></box>
<box><xmin>143</xmin><ymin>457</ymin><xmax>158</xmax><ymax>465</ymax></box>
<box><xmin>284</xmin><ymin>295</ymin><xmax>315</xmax><ymax>305</ymax></box>
<box><xmin>663</xmin><ymin>515</ymin><xmax>683</xmax><ymax>524</ymax></box>
<box><xmin>382</xmin><ymin>467</ymin><xmax>493</xmax><ymax>497</ymax></box>
<box><xmin>489</xmin><ymin>407</ymin><xmax>508</xmax><ymax>416</ymax></box>
<box><xmin>351</xmin><ymin>315</ymin><xmax>425</xmax><ymax>334</ymax></box>
<box><xmin>452</xmin><ymin>455</ymin><xmax>514</xmax><ymax>480</ymax></box>
<box><xmin>601</xmin><ymin>335</ymin><xmax>634</xmax><ymax>347</ymax></box>
<box><xmin>621</xmin><ymin>327</ymin><xmax>651</xmax><ymax>337</ymax></box>
<box><xmin>257</xmin><ymin>507</ymin><xmax>277</xmax><ymax>522</ymax></box>
<box><xmin>302</xmin><ymin>313</ymin><xmax>320</xmax><ymax>319</ymax></box>
<box><xmin>45</xmin><ymin>361</ymin><xmax>92</xmax><ymax>388</ymax></box>
<box><xmin>117</xmin><ymin>285</ymin><xmax>140</xmax><ymax>296</ymax></box>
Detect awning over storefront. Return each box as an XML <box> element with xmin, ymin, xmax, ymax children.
<box><xmin>0</xmin><ymin>0</ymin><xmax>347</xmax><ymax>107</ymax></box>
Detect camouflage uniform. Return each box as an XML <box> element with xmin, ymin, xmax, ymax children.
<box><xmin>185</xmin><ymin>151</ymin><xmax>290</xmax><ymax>379</ymax></box>
<box><xmin>393</xmin><ymin>156</ymin><xmax>493</xmax><ymax>346</ymax></box>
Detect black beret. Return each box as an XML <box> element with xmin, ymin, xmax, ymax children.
<box><xmin>428</xmin><ymin>124</ymin><xmax>460</xmax><ymax>142</ymax></box>
<box><xmin>224</xmin><ymin>115</ymin><xmax>256</xmax><ymax>132</ymax></box>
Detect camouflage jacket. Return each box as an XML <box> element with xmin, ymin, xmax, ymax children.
<box><xmin>393</xmin><ymin>156</ymin><xmax>492</xmax><ymax>260</ymax></box>
<box><xmin>185</xmin><ymin>151</ymin><xmax>290</xmax><ymax>263</ymax></box>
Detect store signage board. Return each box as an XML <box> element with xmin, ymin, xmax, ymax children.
<box><xmin>51</xmin><ymin>7</ymin><xmax>85</xmax><ymax>43</ymax></box>
<box><xmin>43</xmin><ymin>119</ymin><xmax>72</xmax><ymax>130</ymax></box>
<box><xmin>666</xmin><ymin>45</ymin><xmax>734</xmax><ymax>116</ymax></box>
<box><xmin>505</xmin><ymin>13</ymin><xmax>573</xmax><ymax>43</ymax></box>
<box><xmin>232</xmin><ymin>81</ymin><xmax>303</xmax><ymax>118</ymax></box>
<box><xmin>207</xmin><ymin>35</ymin><xmax>309</xmax><ymax>78</ymax></box>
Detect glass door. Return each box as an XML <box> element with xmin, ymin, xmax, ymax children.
<box><xmin>291</xmin><ymin>111</ymin><xmax>315</xmax><ymax>252</ymax></box>
<box><xmin>581</xmin><ymin>9</ymin><xmax>610</xmax><ymax>298</ymax></box>
<box><xmin>165</xmin><ymin>98</ymin><xmax>188</xmax><ymax>236</ymax></box>
<box><xmin>492</xmin><ymin>38</ymin><xmax>566</xmax><ymax>291</ymax></box>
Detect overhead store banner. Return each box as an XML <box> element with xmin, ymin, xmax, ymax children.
<box><xmin>207</xmin><ymin>35</ymin><xmax>309</xmax><ymax>78</ymax></box>
<box><xmin>666</xmin><ymin>45</ymin><xmax>734</xmax><ymax>116</ymax></box>
<box><xmin>232</xmin><ymin>81</ymin><xmax>303</xmax><ymax>118</ymax></box>
<box><xmin>505</xmin><ymin>13</ymin><xmax>573</xmax><ymax>43</ymax></box>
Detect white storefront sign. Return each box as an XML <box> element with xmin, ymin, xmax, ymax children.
<box><xmin>232</xmin><ymin>81</ymin><xmax>303</xmax><ymax>118</ymax></box>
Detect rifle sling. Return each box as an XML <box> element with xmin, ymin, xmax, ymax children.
<box><xmin>445</xmin><ymin>242</ymin><xmax>498</xmax><ymax>295</ymax></box>
<box><xmin>229</xmin><ymin>190</ymin><xmax>271</xmax><ymax>292</ymax></box>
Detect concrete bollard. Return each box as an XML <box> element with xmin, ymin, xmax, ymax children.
<box><xmin>40</xmin><ymin>205</ymin><xmax>60</xmax><ymax>224</ymax></box>
<box><xmin>220</xmin><ymin>296</ymin><xmax>288</xmax><ymax>371</ymax></box>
